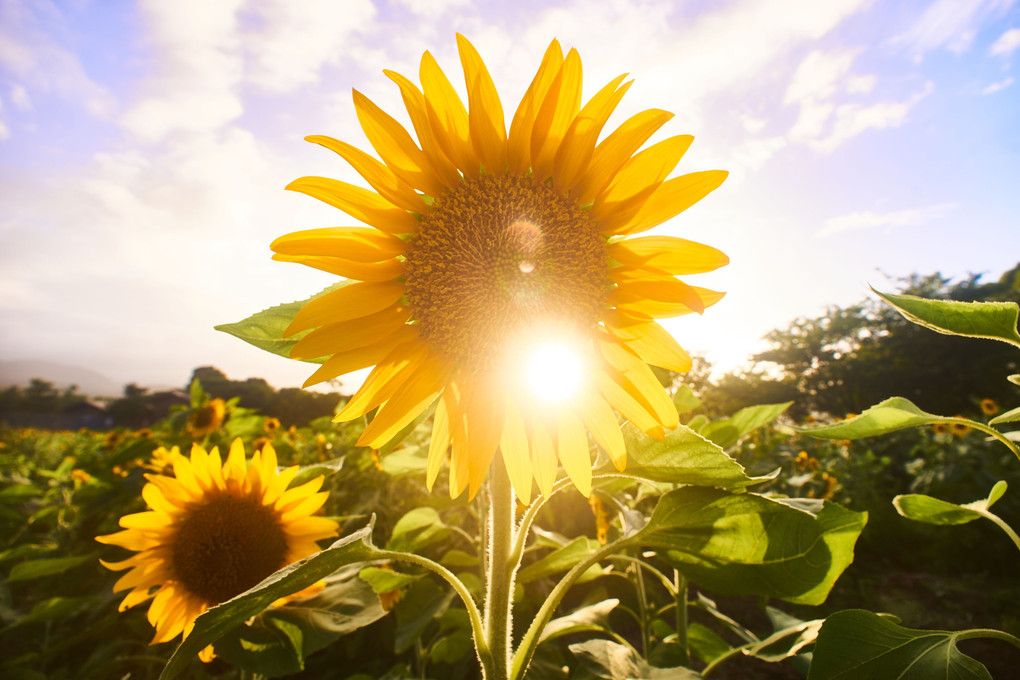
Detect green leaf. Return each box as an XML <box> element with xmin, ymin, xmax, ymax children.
<box><xmin>539</xmin><ymin>599</ymin><xmax>619</xmax><ymax>643</ymax></box>
<box><xmin>394</xmin><ymin>579</ymin><xmax>454</xmax><ymax>653</ymax></box>
<box><xmin>687</xmin><ymin>622</ymin><xmax>732</xmax><ymax>665</ymax></box>
<box><xmin>359</xmin><ymin>566</ymin><xmax>421</xmax><ymax>594</ymax></box>
<box><xmin>291</xmin><ymin>456</ymin><xmax>345</xmax><ymax>487</ymax></box>
<box><xmin>672</xmin><ymin>385</ymin><xmax>701</xmax><ymax>414</ymax></box>
<box><xmin>386</xmin><ymin>507</ymin><xmax>450</xmax><ymax>553</ymax></box>
<box><xmin>744</xmin><ymin>616</ymin><xmax>823</xmax><ymax>663</ymax></box>
<box><xmin>796</xmin><ymin>397</ymin><xmax>963</xmax><ymax>440</ymax></box>
<box><xmin>631</xmin><ymin>489</ymin><xmax>867</xmax><ymax>605</ymax></box>
<box><xmin>188</xmin><ymin>378</ymin><xmax>205</xmax><ymax>409</ymax></box>
<box><xmin>215</xmin><ymin>566</ymin><xmax>387</xmax><ymax>677</ymax></box>
<box><xmin>894</xmin><ymin>481</ymin><xmax>1007</xmax><ymax>525</ymax></box>
<box><xmin>161</xmin><ymin>525</ymin><xmax>381</xmax><ymax>680</ymax></box>
<box><xmin>518</xmin><ymin>537</ymin><xmax>603</xmax><ymax>584</ymax></box>
<box><xmin>1008</xmin><ymin>374</ymin><xmax>1020</xmax><ymax>386</ymax></box>
<box><xmin>379</xmin><ymin>446</ymin><xmax>428</xmax><ymax>476</ymax></box>
<box><xmin>702</xmin><ymin>402</ymin><xmax>793</xmax><ymax>448</ymax></box>
<box><xmin>807</xmin><ymin>610</ymin><xmax>991</xmax><ymax>680</ymax></box>
<box><xmin>874</xmin><ymin>288</ymin><xmax>1020</xmax><ymax>348</ymax></box>
<box><xmin>989</xmin><ymin>405</ymin><xmax>1020</xmax><ymax>426</ymax></box>
<box><xmin>20</xmin><ymin>596</ymin><xmax>99</xmax><ymax>624</ymax></box>
<box><xmin>214</xmin><ymin>282</ymin><xmax>350</xmax><ymax>363</ymax></box>
<box><xmin>609</xmin><ymin>424</ymin><xmax>764</xmax><ymax>489</ymax></box>
<box><xmin>568</xmin><ymin>639</ymin><xmax>702</xmax><ymax>679</ymax></box>
<box><xmin>7</xmin><ymin>554</ymin><xmax>95</xmax><ymax>582</ymax></box>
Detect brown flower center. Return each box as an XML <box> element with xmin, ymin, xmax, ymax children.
<box><xmin>404</xmin><ymin>174</ymin><xmax>608</xmax><ymax>367</ymax></box>
<box><xmin>171</xmin><ymin>495</ymin><xmax>288</xmax><ymax>604</ymax></box>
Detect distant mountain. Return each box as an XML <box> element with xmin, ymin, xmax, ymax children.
<box><xmin>0</xmin><ymin>360</ymin><xmax>125</xmax><ymax>398</ymax></box>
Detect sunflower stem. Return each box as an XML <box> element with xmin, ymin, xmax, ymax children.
<box><xmin>482</xmin><ymin>459</ymin><xmax>516</xmax><ymax>680</ymax></box>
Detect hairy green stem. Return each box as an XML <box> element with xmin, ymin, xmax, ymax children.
<box><xmin>957</xmin><ymin>628</ymin><xmax>1020</xmax><ymax>649</ymax></box>
<box><xmin>634</xmin><ymin>560</ymin><xmax>650</xmax><ymax>657</ymax></box>
<box><xmin>483</xmin><ymin>460</ymin><xmax>516</xmax><ymax>680</ymax></box>
<box><xmin>675</xmin><ymin>570</ymin><xmax>689</xmax><ymax>667</ymax></box>
<box><xmin>967</xmin><ymin>420</ymin><xmax>1020</xmax><ymax>462</ymax></box>
<box><xmin>374</xmin><ymin>549</ymin><xmax>491</xmax><ymax>671</ymax></box>
<box><xmin>977</xmin><ymin>509</ymin><xmax>1020</xmax><ymax>553</ymax></box>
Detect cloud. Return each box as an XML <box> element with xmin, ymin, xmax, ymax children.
<box><xmin>784</xmin><ymin>49</ymin><xmax>860</xmax><ymax>104</ymax></box>
<box><xmin>982</xmin><ymin>76</ymin><xmax>1015</xmax><ymax>93</ymax></box>
<box><xmin>989</xmin><ymin>27</ymin><xmax>1020</xmax><ymax>55</ymax></box>
<box><xmin>816</xmin><ymin>202</ymin><xmax>957</xmax><ymax>238</ymax></box>
<box><xmin>895</xmin><ymin>0</ymin><xmax>1016</xmax><ymax>58</ymax></box>
<box><xmin>391</xmin><ymin>0</ymin><xmax>472</xmax><ymax>15</ymax></box>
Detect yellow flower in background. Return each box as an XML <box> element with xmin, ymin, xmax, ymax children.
<box><xmin>96</xmin><ymin>439</ymin><xmax>338</xmax><ymax>661</ymax></box>
<box><xmin>143</xmin><ymin>445</ymin><xmax>184</xmax><ymax>476</ymax></box>
<box><xmin>264</xmin><ymin>416</ymin><xmax>281</xmax><ymax>433</ymax></box>
<box><xmin>187</xmin><ymin>398</ymin><xmax>226</xmax><ymax>438</ymax></box>
<box><xmin>980</xmin><ymin>398</ymin><xmax>999</xmax><ymax>416</ymax></box>
<box><xmin>950</xmin><ymin>420</ymin><xmax>972</xmax><ymax>438</ymax></box>
<box><xmin>274</xmin><ymin>35</ymin><xmax>728</xmax><ymax>504</ymax></box>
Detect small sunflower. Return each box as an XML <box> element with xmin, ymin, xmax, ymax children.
<box><xmin>980</xmin><ymin>398</ymin><xmax>999</xmax><ymax>416</ymax></box>
<box><xmin>264</xmin><ymin>416</ymin><xmax>282</xmax><ymax>434</ymax></box>
<box><xmin>950</xmin><ymin>420</ymin><xmax>972</xmax><ymax>438</ymax></box>
<box><xmin>96</xmin><ymin>439</ymin><xmax>338</xmax><ymax>661</ymax></box>
<box><xmin>143</xmin><ymin>445</ymin><xmax>184</xmax><ymax>476</ymax></box>
<box><xmin>274</xmin><ymin>35</ymin><xmax>728</xmax><ymax>503</ymax></box>
<box><xmin>187</xmin><ymin>399</ymin><xmax>226</xmax><ymax>438</ymax></box>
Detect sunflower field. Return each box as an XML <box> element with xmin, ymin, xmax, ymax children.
<box><xmin>3</xmin><ymin>33</ymin><xmax>1020</xmax><ymax>680</ymax></box>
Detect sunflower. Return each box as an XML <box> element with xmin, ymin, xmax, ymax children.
<box><xmin>187</xmin><ymin>398</ymin><xmax>226</xmax><ymax>438</ymax></box>
<box><xmin>980</xmin><ymin>398</ymin><xmax>1000</xmax><ymax>416</ymax></box>
<box><xmin>142</xmin><ymin>445</ymin><xmax>184</xmax><ymax>476</ymax></box>
<box><xmin>96</xmin><ymin>439</ymin><xmax>338</xmax><ymax>661</ymax></box>
<box><xmin>274</xmin><ymin>35</ymin><xmax>728</xmax><ymax>504</ymax></box>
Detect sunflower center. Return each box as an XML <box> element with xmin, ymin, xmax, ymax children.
<box><xmin>171</xmin><ymin>495</ymin><xmax>288</xmax><ymax>605</ymax></box>
<box><xmin>404</xmin><ymin>174</ymin><xmax>608</xmax><ymax>367</ymax></box>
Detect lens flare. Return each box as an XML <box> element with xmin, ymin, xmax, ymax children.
<box><xmin>527</xmin><ymin>343</ymin><xmax>584</xmax><ymax>403</ymax></box>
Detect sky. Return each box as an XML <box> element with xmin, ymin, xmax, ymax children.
<box><xmin>1</xmin><ymin>0</ymin><xmax>1018</xmax><ymax>395</ymax></box>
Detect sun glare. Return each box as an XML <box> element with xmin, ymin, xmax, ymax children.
<box><xmin>527</xmin><ymin>342</ymin><xmax>584</xmax><ymax>403</ymax></box>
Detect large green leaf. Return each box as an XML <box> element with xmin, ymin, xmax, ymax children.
<box><xmin>394</xmin><ymin>579</ymin><xmax>454</xmax><ymax>653</ymax></box>
<box><xmin>214</xmin><ymin>282</ymin><xmax>350</xmax><ymax>363</ymax></box>
<box><xmin>610</xmin><ymin>424</ymin><xmax>766</xmax><ymax>489</ymax></box>
<box><xmin>568</xmin><ymin>639</ymin><xmax>702</xmax><ymax>679</ymax></box>
<box><xmin>386</xmin><ymin>507</ymin><xmax>450</xmax><ymax>553</ymax></box>
<box><xmin>518</xmin><ymin>537</ymin><xmax>604</xmax><ymax>584</ymax></box>
<box><xmin>213</xmin><ymin>565</ymin><xmax>387</xmax><ymax>677</ymax></box>
<box><xmin>701</xmin><ymin>402</ymin><xmax>793</xmax><ymax>449</ymax></box>
<box><xmin>873</xmin><ymin>288</ymin><xmax>1020</xmax><ymax>349</ymax></box>
<box><xmin>539</xmin><ymin>599</ymin><xmax>619</xmax><ymax>643</ymax></box>
<box><xmin>893</xmin><ymin>481</ymin><xmax>1007</xmax><ymax>526</ymax></box>
<box><xmin>796</xmin><ymin>397</ymin><xmax>963</xmax><ymax>440</ymax></box>
<box><xmin>989</xmin><ymin>405</ymin><xmax>1020</xmax><ymax>426</ymax></box>
<box><xmin>7</xmin><ymin>554</ymin><xmax>95</xmax><ymax>582</ymax></box>
<box><xmin>160</xmin><ymin>525</ymin><xmax>381</xmax><ymax>680</ymax></box>
<box><xmin>631</xmin><ymin>488</ymin><xmax>866</xmax><ymax>605</ymax></box>
<box><xmin>808</xmin><ymin>610</ymin><xmax>992</xmax><ymax>680</ymax></box>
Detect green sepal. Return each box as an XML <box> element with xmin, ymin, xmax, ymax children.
<box><xmin>214</xmin><ymin>282</ymin><xmax>350</xmax><ymax>364</ymax></box>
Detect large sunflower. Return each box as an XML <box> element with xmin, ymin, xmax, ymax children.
<box><xmin>274</xmin><ymin>35</ymin><xmax>728</xmax><ymax>504</ymax></box>
<box><xmin>96</xmin><ymin>439</ymin><xmax>338</xmax><ymax>660</ymax></box>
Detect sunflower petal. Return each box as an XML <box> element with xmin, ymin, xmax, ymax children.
<box><xmin>384</xmin><ymin>69</ymin><xmax>462</xmax><ymax>189</ymax></box>
<box><xmin>457</xmin><ymin>34</ymin><xmax>507</xmax><ymax>173</ymax></box>
<box><xmin>508</xmin><ymin>39</ymin><xmax>563</xmax><ymax>174</ymax></box>
<box><xmin>500</xmin><ymin>397</ymin><xmax>533</xmax><ymax>505</ymax></box>
<box><xmin>301</xmin><ymin>326</ymin><xmax>418</xmax><ymax>388</ymax></box>
<box><xmin>529</xmin><ymin>417</ymin><xmax>558</xmax><ymax>499</ymax></box>
<box><xmin>604</xmin><ymin>311</ymin><xmax>693</xmax><ymax>373</ymax></box>
<box><xmin>426</xmin><ymin>388</ymin><xmax>453</xmax><ymax>490</ymax></box>
<box><xmin>461</xmin><ymin>376</ymin><xmax>504</xmax><ymax>500</ymax></box>
<box><xmin>306</xmin><ymin>135</ymin><xmax>426</xmax><ymax>213</ymax></box>
<box><xmin>291</xmin><ymin>305</ymin><xmax>411</xmax><ymax>360</ymax></box>
<box><xmin>591</xmin><ymin>135</ymin><xmax>694</xmax><ymax>225</ymax></box>
<box><xmin>271</xmin><ymin>253</ymin><xmax>404</xmax><ymax>282</ymax></box>
<box><xmin>607</xmin><ymin>170</ymin><xmax>728</xmax><ymax>236</ymax></box>
<box><xmin>420</xmin><ymin>50</ymin><xmax>477</xmax><ymax>176</ymax></box>
<box><xmin>335</xmin><ymin>339</ymin><xmax>430</xmax><ymax>421</ymax></box>
<box><xmin>531</xmin><ymin>48</ymin><xmax>583</xmax><ymax>181</ymax></box>
<box><xmin>358</xmin><ymin>353</ymin><xmax>454</xmax><ymax>449</ymax></box>
<box><xmin>285</xmin><ymin>177</ymin><xmax>419</xmax><ymax>235</ymax></box>
<box><xmin>553</xmin><ymin>74</ymin><xmax>631</xmax><ymax>192</ymax></box>
<box><xmin>576</xmin><ymin>391</ymin><xmax>627</xmax><ymax>471</ymax></box>
<box><xmin>599</xmin><ymin>338</ymin><xmax>679</xmax><ymax>430</ymax></box>
<box><xmin>271</xmin><ymin>226</ymin><xmax>405</xmax><ymax>262</ymax></box>
<box><xmin>556</xmin><ymin>410</ymin><xmax>592</xmax><ymax>497</ymax></box>
<box><xmin>285</xmin><ymin>280</ymin><xmax>405</xmax><ymax>336</ymax></box>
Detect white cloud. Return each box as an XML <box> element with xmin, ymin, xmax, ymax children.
<box><xmin>0</xmin><ymin>118</ymin><xmax>8</xmax><ymax>140</ymax></box>
<box><xmin>982</xmin><ymin>76</ymin><xmax>1015</xmax><ymax>93</ymax></box>
<box><xmin>816</xmin><ymin>202</ymin><xmax>957</xmax><ymax>238</ymax></box>
<box><xmin>989</xmin><ymin>27</ymin><xmax>1020</xmax><ymax>55</ymax></box>
<box><xmin>120</xmin><ymin>0</ymin><xmax>246</xmax><ymax>141</ymax></box>
<box><xmin>0</xmin><ymin>0</ymin><xmax>115</xmax><ymax>117</ymax></box>
<box><xmin>391</xmin><ymin>0</ymin><xmax>471</xmax><ymax>15</ymax></box>
<box><xmin>846</xmin><ymin>74</ymin><xmax>876</xmax><ymax>94</ymax></box>
<box><xmin>241</xmin><ymin>0</ymin><xmax>376</xmax><ymax>93</ymax></box>
<box><xmin>896</xmin><ymin>0</ymin><xmax>1016</xmax><ymax>58</ymax></box>
<box><xmin>784</xmin><ymin>49</ymin><xmax>859</xmax><ymax>104</ymax></box>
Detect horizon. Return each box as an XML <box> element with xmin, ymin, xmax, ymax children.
<box><xmin>2</xmin><ymin>0</ymin><xmax>1018</xmax><ymax>392</ymax></box>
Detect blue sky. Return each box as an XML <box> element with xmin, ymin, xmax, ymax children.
<box><xmin>1</xmin><ymin>0</ymin><xmax>1018</xmax><ymax>393</ymax></box>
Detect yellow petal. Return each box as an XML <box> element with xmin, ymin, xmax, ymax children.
<box><xmin>609</xmin><ymin>276</ymin><xmax>708</xmax><ymax>318</ymax></box>
<box><xmin>576</xmin><ymin>391</ymin><xmax>627</xmax><ymax>471</ymax></box>
<box><xmin>384</xmin><ymin>69</ymin><xmax>462</xmax><ymax>190</ymax></box>
<box><xmin>499</xmin><ymin>397</ymin><xmax>533</xmax><ymax>505</ymax></box>
<box><xmin>604</xmin><ymin>309</ymin><xmax>692</xmax><ymax>373</ymax></box>
<box><xmin>575</xmin><ymin>109</ymin><xmax>677</xmax><ymax>205</ymax></box>
<box><xmin>595</xmin><ymin>367</ymin><xmax>663</xmax><ymax>439</ymax></box>
<box><xmin>285</xmin><ymin>280</ymin><xmax>405</xmax><ymax>336</ymax></box>
<box><xmin>141</xmin><ymin>482</ymin><xmax>175</xmax><ymax>515</ymax></box>
<box><xmin>420</xmin><ymin>50</ymin><xmax>478</xmax><ymax>176</ymax></box>
<box><xmin>271</xmin><ymin>253</ymin><xmax>404</xmax><ymax>282</ymax></box>
<box><xmin>461</xmin><ymin>376</ymin><xmax>504</xmax><ymax>500</ymax></box>
<box><xmin>553</xmin><ymin>74</ymin><xmax>631</xmax><ymax>192</ymax></box>
<box><xmin>457</xmin><ymin>34</ymin><xmax>507</xmax><ymax>173</ymax></box>
<box><xmin>301</xmin><ymin>326</ymin><xmax>418</xmax><ymax>388</ymax></box>
<box><xmin>285</xmin><ymin>177</ymin><xmax>419</xmax><ymax>235</ymax></box>
<box><xmin>271</xmin><ymin>226</ymin><xmax>405</xmax><ymax>262</ymax></box>
<box><xmin>306</xmin><ymin>134</ymin><xmax>426</xmax><ymax>214</ymax></box>
<box><xmin>591</xmin><ymin>135</ymin><xmax>694</xmax><ymax>226</ymax></box>
<box><xmin>529</xmin><ymin>417</ymin><xmax>558</xmax><ymax>499</ymax></box>
<box><xmin>291</xmin><ymin>305</ymin><xmax>411</xmax><ymax>360</ymax></box>
<box><xmin>224</xmin><ymin>438</ymin><xmax>247</xmax><ymax>489</ymax></box>
<box><xmin>357</xmin><ymin>353</ymin><xmax>454</xmax><ymax>449</ymax></box>
<box><xmin>335</xmin><ymin>339</ymin><xmax>429</xmax><ymax>421</ymax></box>
<box><xmin>608</xmin><ymin>236</ymin><xmax>729</xmax><ymax>276</ymax></box>
<box><xmin>606</xmin><ymin>170</ymin><xmax>729</xmax><ymax>236</ymax></box>
<box><xmin>531</xmin><ymin>48</ymin><xmax>582</xmax><ymax>181</ymax></box>
<box><xmin>556</xmin><ymin>410</ymin><xmax>592</xmax><ymax>497</ymax></box>
<box><xmin>507</xmin><ymin>39</ymin><xmax>563</xmax><ymax>174</ymax></box>
<box><xmin>599</xmin><ymin>338</ymin><xmax>678</xmax><ymax>430</ymax></box>
<box><xmin>426</xmin><ymin>388</ymin><xmax>453</xmax><ymax>490</ymax></box>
